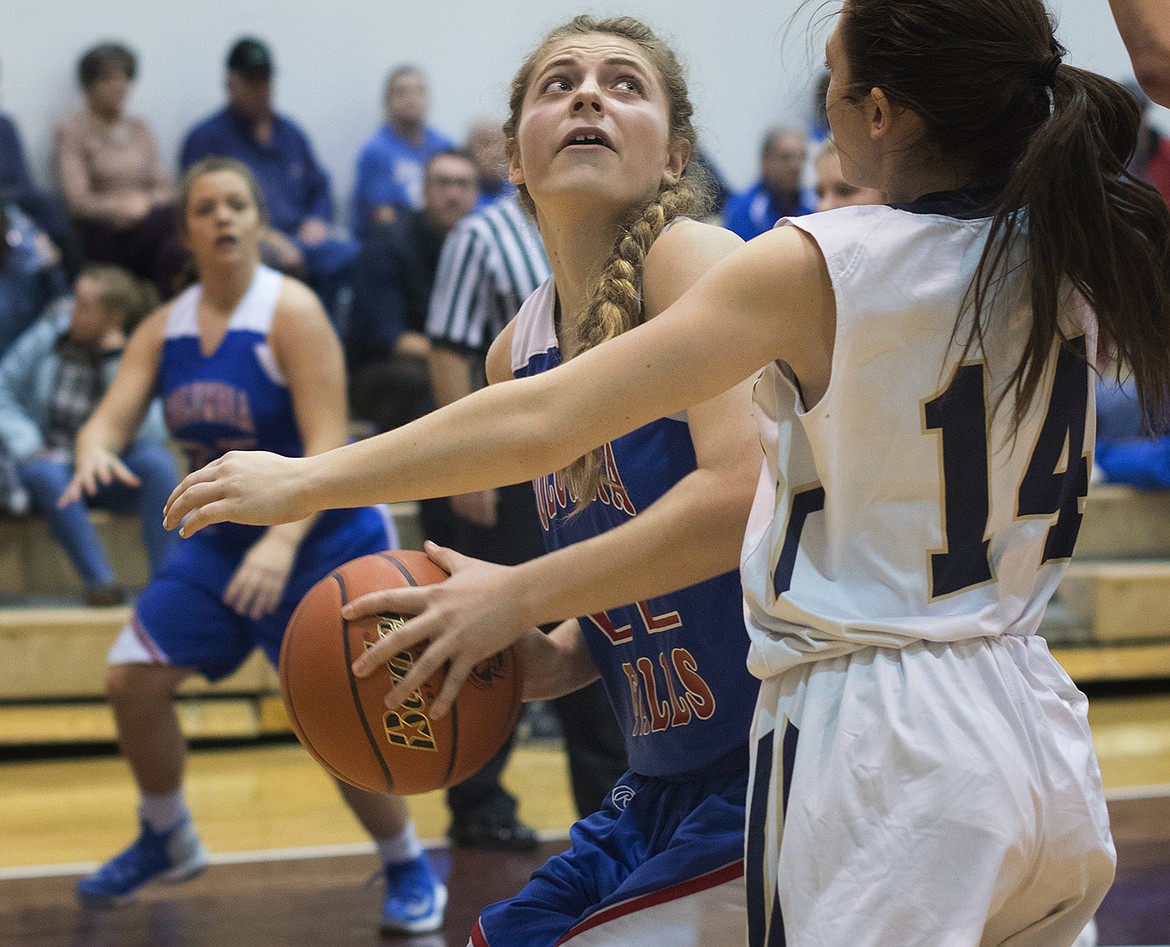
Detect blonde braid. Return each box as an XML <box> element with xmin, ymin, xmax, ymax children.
<box><xmin>504</xmin><ymin>14</ymin><xmax>712</xmax><ymax>513</ymax></box>
<box><xmin>562</xmin><ymin>172</ymin><xmax>710</xmax><ymax>510</ymax></box>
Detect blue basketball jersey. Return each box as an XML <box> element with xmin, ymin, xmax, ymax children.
<box><xmin>158</xmin><ymin>264</ymin><xmax>363</xmax><ymax>548</ymax></box>
<box><xmin>511</xmin><ymin>279</ymin><xmax>759</xmax><ymax>777</ymax></box>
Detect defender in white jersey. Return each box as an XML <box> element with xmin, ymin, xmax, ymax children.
<box><xmin>163</xmin><ymin>2</ymin><xmax>1170</xmax><ymax>944</ymax></box>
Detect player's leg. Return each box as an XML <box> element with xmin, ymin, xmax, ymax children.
<box><xmin>258</xmin><ymin>505</ymin><xmax>440</xmax><ymax>934</ymax></box>
<box><xmin>756</xmin><ymin>638</ymin><xmax>1115</xmax><ymax>947</ymax></box>
<box><xmin>76</xmin><ymin>660</ymin><xmax>210</xmax><ymax>906</ymax></box>
<box><xmin>474</xmin><ymin>757</ymin><xmax>748</xmax><ymax>947</ymax></box>
<box><xmin>978</xmin><ymin>639</ymin><xmax>1115</xmax><ymax>947</ymax></box>
<box><xmin>334</xmin><ymin>780</ymin><xmax>447</xmax><ymax>935</ymax></box>
<box><xmin>76</xmin><ymin>541</ymin><xmax>251</xmax><ymax>906</ymax></box>
<box><xmin>17</xmin><ymin>452</ymin><xmax>119</xmax><ymax>601</ymax></box>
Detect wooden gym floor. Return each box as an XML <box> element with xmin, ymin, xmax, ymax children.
<box><xmin>1</xmin><ymin>690</ymin><xmax>1168</xmax><ymax>947</ymax></box>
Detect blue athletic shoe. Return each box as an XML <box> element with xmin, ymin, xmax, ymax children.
<box><xmin>380</xmin><ymin>854</ymin><xmax>447</xmax><ymax>934</ymax></box>
<box><xmin>76</xmin><ymin>816</ymin><xmax>208</xmax><ymax>907</ymax></box>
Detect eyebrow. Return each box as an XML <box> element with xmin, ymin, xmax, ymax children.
<box><xmin>538</xmin><ymin>55</ymin><xmax>651</xmax><ymax>75</ymax></box>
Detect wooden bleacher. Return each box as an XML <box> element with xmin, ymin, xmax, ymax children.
<box><xmin>0</xmin><ymin>485</ymin><xmax>1168</xmax><ymax>747</ymax></box>
<box><xmin>0</xmin><ymin>502</ymin><xmax>422</xmax><ymax>746</ymax></box>
<box><xmin>1043</xmin><ymin>485</ymin><xmax>1170</xmax><ymax>681</ymax></box>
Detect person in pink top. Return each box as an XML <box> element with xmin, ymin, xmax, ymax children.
<box><xmin>54</xmin><ymin>43</ymin><xmax>187</xmax><ymax>298</ymax></box>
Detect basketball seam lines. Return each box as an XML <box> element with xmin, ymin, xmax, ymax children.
<box><xmin>336</xmin><ymin>570</ymin><xmax>397</xmax><ymax>795</ymax></box>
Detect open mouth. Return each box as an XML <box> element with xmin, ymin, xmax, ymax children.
<box><xmin>560</xmin><ymin>130</ymin><xmax>614</xmax><ymax>151</ymax></box>
<box><xmin>214</xmin><ymin>235</ymin><xmax>238</xmax><ymax>248</ymax></box>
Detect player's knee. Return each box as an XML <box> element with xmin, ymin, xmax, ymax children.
<box><xmin>106</xmin><ymin>662</ymin><xmax>181</xmax><ymax>707</ymax></box>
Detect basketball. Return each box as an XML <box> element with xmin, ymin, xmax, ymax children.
<box><xmin>278</xmin><ymin>550</ymin><xmax>524</xmax><ymax>795</ymax></box>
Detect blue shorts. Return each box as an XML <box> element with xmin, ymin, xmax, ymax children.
<box><xmin>129</xmin><ymin>506</ymin><xmax>392</xmax><ymax>680</ymax></box>
<box><xmin>472</xmin><ymin>743</ymin><xmax>749</xmax><ymax>947</ymax></box>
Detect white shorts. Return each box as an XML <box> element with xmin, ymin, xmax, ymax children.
<box><xmin>746</xmin><ymin>634</ymin><xmax>1115</xmax><ymax>947</ymax></box>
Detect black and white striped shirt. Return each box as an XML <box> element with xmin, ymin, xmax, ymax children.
<box><xmin>426</xmin><ymin>194</ymin><xmax>550</xmax><ymax>355</ymax></box>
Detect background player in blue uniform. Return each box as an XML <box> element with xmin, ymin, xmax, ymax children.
<box><xmin>172</xmin><ymin>16</ymin><xmax>761</xmax><ymax>947</ymax></box>
<box><xmin>165</xmin><ymin>0</ymin><xmax>1170</xmax><ymax>942</ymax></box>
<box><xmin>64</xmin><ymin>158</ymin><xmax>444</xmax><ymax>935</ymax></box>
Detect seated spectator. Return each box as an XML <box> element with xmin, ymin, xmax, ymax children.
<box><xmin>1</xmin><ymin>202</ymin><xmax>69</xmax><ymax>353</ymax></box>
<box><xmin>465</xmin><ymin>119</ymin><xmax>514</xmax><ymax>208</ymax></box>
<box><xmin>54</xmin><ymin>43</ymin><xmax>186</xmax><ymax>298</ymax></box>
<box><xmin>179</xmin><ymin>37</ymin><xmax>357</xmax><ymax>323</ymax></box>
<box><xmin>812</xmin><ymin>140</ymin><xmax>886</xmax><ymax>211</ymax></box>
<box><xmin>0</xmin><ymin>265</ymin><xmax>179</xmax><ymax>604</ymax></box>
<box><xmin>1095</xmin><ymin>371</ymin><xmax>1170</xmax><ymax>489</ymax></box>
<box><xmin>347</xmin><ymin>149</ymin><xmax>478</xmax><ymax>435</ymax></box>
<box><xmin>722</xmin><ymin>126</ymin><xmax>814</xmax><ymax>240</ymax></box>
<box><xmin>351</xmin><ymin>65</ymin><xmax>454</xmax><ymax>236</ymax></box>
<box><xmin>0</xmin><ymin>61</ymin><xmax>82</xmax><ymax>279</ymax></box>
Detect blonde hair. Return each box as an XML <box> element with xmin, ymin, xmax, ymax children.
<box><xmin>79</xmin><ymin>264</ymin><xmax>159</xmax><ymax>332</ymax></box>
<box><xmin>505</xmin><ymin>15</ymin><xmax>711</xmax><ymax>508</ymax></box>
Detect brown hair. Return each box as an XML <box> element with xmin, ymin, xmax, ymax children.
<box><xmin>505</xmin><ymin>15</ymin><xmax>712</xmax><ymax>508</ymax></box>
<box><xmin>78</xmin><ymin>42</ymin><xmax>136</xmax><ymax>88</ymax></box>
<box><xmin>173</xmin><ymin>158</ymin><xmax>269</xmax><ymax>291</ymax></box>
<box><xmin>838</xmin><ymin>0</ymin><xmax>1170</xmax><ymax>430</ymax></box>
<box><xmin>176</xmin><ymin>157</ymin><xmax>268</xmax><ymax>227</ymax></box>
<box><xmin>79</xmin><ymin>264</ymin><xmax>159</xmax><ymax>332</ymax></box>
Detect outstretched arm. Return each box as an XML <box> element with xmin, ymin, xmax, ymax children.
<box><xmin>163</xmin><ymin>225</ymin><xmax>833</xmax><ymax>536</ymax></box>
<box><xmin>342</xmin><ymin>222</ymin><xmax>793</xmax><ymax>716</ymax></box>
<box><xmin>63</xmin><ymin>309</ymin><xmax>166</xmax><ymax>504</ymax></box>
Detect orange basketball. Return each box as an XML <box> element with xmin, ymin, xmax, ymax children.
<box><xmin>278</xmin><ymin>550</ymin><xmax>524</xmax><ymax>795</ymax></box>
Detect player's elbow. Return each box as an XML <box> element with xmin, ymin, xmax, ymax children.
<box><xmin>1135</xmin><ymin>68</ymin><xmax>1170</xmax><ymax>109</ymax></box>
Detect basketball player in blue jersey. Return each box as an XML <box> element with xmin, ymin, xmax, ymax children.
<box><xmin>165</xmin><ymin>1</ymin><xmax>1170</xmax><ymax>943</ymax></box>
<box><xmin>64</xmin><ymin>158</ymin><xmax>445</xmax><ymax>935</ymax></box>
<box><xmin>175</xmin><ymin>17</ymin><xmax>760</xmax><ymax>947</ymax></box>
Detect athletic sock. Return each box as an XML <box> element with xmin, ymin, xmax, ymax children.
<box><xmin>138</xmin><ymin>789</ymin><xmax>188</xmax><ymax>834</ymax></box>
<box><xmin>376</xmin><ymin>822</ymin><xmax>422</xmax><ymax>865</ymax></box>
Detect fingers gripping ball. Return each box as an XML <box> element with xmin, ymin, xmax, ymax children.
<box><xmin>279</xmin><ymin>551</ymin><xmax>523</xmax><ymax>795</ymax></box>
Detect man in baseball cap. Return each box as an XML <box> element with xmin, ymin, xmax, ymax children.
<box><xmin>225</xmin><ymin>37</ymin><xmax>273</xmax><ymax>81</ymax></box>
<box><xmin>179</xmin><ymin>36</ymin><xmax>358</xmax><ymax>326</ymax></box>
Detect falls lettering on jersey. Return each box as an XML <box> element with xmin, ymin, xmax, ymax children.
<box><xmin>533</xmin><ymin>442</ymin><xmax>637</xmax><ymax>529</ymax></box>
<box><xmin>621</xmin><ymin>647</ymin><xmax>715</xmax><ymax>736</ymax></box>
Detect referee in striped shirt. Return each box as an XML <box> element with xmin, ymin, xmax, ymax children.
<box><xmin>425</xmin><ymin>193</ymin><xmax>627</xmax><ymax>845</ymax></box>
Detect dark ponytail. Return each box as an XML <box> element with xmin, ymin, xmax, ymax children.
<box><xmin>977</xmin><ymin>63</ymin><xmax>1170</xmax><ymax>430</ymax></box>
<box><xmin>841</xmin><ymin>0</ymin><xmax>1170</xmax><ymax>430</ymax></box>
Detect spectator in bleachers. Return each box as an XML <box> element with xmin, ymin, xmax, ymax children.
<box><xmin>466</xmin><ymin>119</ymin><xmax>515</xmax><ymax>208</ymax></box>
<box><xmin>351</xmin><ymin>65</ymin><xmax>454</xmax><ymax>237</ymax></box>
<box><xmin>347</xmin><ymin>148</ymin><xmax>478</xmax><ymax>436</ymax></box>
<box><xmin>722</xmin><ymin>126</ymin><xmax>814</xmax><ymax>240</ymax></box>
<box><xmin>0</xmin><ymin>264</ymin><xmax>177</xmax><ymax>604</ymax></box>
<box><xmin>0</xmin><ymin>62</ymin><xmax>83</xmax><ymax>280</ymax></box>
<box><xmin>55</xmin><ymin>43</ymin><xmax>187</xmax><ymax>299</ymax></box>
<box><xmin>813</xmin><ymin>140</ymin><xmax>886</xmax><ymax>212</ymax></box>
<box><xmin>1095</xmin><ymin>372</ymin><xmax>1170</xmax><ymax>489</ymax></box>
<box><xmin>0</xmin><ymin>202</ymin><xmax>69</xmax><ymax>354</ymax></box>
<box><xmin>179</xmin><ymin>37</ymin><xmax>357</xmax><ymax>323</ymax></box>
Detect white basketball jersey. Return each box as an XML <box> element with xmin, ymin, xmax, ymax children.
<box><xmin>741</xmin><ymin>202</ymin><xmax>1098</xmax><ymax>679</ymax></box>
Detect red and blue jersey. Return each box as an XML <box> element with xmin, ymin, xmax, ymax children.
<box><xmin>511</xmin><ymin>278</ymin><xmax>758</xmax><ymax>777</ymax></box>
<box><xmin>158</xmin><ymin>264</ymin><xmax>371</xmax><ymax>549</ymax></box>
